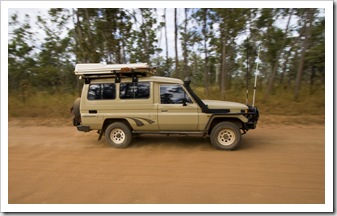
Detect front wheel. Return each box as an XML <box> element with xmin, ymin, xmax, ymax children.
<box><xmin>105</xmin><ymin>122</ymin><xmax>132</xmax><ymax>148</ymax></box>
<box><xmin>210</xmin><ymin>122</ymin><xmax>241</xmax><ymax>150</ymax></box>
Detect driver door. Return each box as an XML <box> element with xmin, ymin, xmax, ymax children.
<box><xmin>157</xmin><ymin>84</ymin><xmax>199</xmax><ymax>131</ymax></box>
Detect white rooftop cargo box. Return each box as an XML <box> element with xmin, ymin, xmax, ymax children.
<box><xmin>74</xmin><ymin>63</ymin><xmax>156</xmax><ymax>76</ymax></box>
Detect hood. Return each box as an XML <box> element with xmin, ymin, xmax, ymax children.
<box><xmin>202</xmin><ymin>100</ymin><xmax>248</xmax><ymax>112</ymax></box>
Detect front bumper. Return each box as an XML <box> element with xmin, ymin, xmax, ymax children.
<box><xmin>244</xmin><ymin>106</ymin><xmax>259</xmax><ymax>130</ymax></box>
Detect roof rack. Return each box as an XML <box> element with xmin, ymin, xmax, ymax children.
<box><xmin>74</xmin><ymin>63</ymin><xmax>156</xmax><ymax>83</ymax></box>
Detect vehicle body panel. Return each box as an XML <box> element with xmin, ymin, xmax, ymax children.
<box><xmin>76</xmin><ymin>71</ymin><xmax>258</xmax><ymax>134</ymax></box>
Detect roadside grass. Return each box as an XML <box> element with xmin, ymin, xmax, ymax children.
<box><xmin>8</xmin><ymin>85</ymin><xmax>325</xmax><ymax>125</ymax></box>
<box><xmin>193</xmin><ymin>85</ymin><xmax>325</xmax><ymax>116</ymax></box>
<box><xmin>8</xmin><ymin>91</ymin><xmax>78</xmax><ymax>119</ymax></box>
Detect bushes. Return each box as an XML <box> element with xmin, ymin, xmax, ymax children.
<box><xmin>8</xmin><ymin>84</ymin><xmax>324</xmax><ymax>118</ymax></box>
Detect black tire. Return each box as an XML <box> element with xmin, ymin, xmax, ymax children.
<box><xmin>105</xmin><ymin>122</ymin><xmax>132</xmax><ymax>148</ymax></box>
<box><xmin>210</xmin><ymin>122</ymin><xmax>241</xmax><ymax>150</ymax></box>
<box><xmin>70</xmin><ymin>97</ymin><xmax>81</xmax><ymax>126</ymax></box>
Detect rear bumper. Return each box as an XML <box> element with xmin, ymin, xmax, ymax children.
<box><xmin>77</xmin><ymin>125</ymin><xmax>91</xmax><ymax>132</ymax></box>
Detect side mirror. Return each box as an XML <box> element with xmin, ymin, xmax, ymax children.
<box><xmin>182</xmin><ymin>98</ymin><xmax>187</xmax><ymax>106</ymax></box>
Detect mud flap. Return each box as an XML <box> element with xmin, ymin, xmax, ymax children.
<box><xmin>97</xmin><ymin>130</ymin><xmax>103</xmax><ymax>141</ymax></box>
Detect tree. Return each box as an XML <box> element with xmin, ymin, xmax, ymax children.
<box><xmin>94</xmin><ymin>8</ymin><xmax>132</xmax><ymax>64</ymax></box>
<box><xmin>163</xmin><ymin>8</ymin><xmax>170</xmax><ymax>76</ymax></box>
<box><xmin>72</xmin><ymin>8</ymin><xmax>102</xmax><ymax>63</ymax></box>
<box><xmin>294</xmin><ymin>8</ymin><xmax>316</xmax><ymax>101</ymax></box>
<box><xmin>128</xmin><ymin>8</ymin><xmax>161</xmax><ymax>64</ymax></box>
<box><xmin>213</xmin><ymin>9</ymin><xmax>249</xmax><ymax>98</ymax></box>
<box><xmin>174</xmin><ymin>8</ymin><xmax>179</xmax><ymax>76</ymax></box>
<box><xmin>7</xmin><ymin>7</ymin><xmax>325</xmax><ymax>101</ymax></box>
<box><xmin>191</xmin><ymin>8</ymin><xmax>221</xmax><ymax>96</ymax></box>
<box><xmin>35</xmin><ymin>9</ymin><xmax>74</xmax><ymax>92</ymax></box>
<box><xmin>201</xmin><ymin>9</ymin><xmax>210</xmax><ymax>96</ymax></box>
<box><xmin>8</xmin><ymin>13</ymin><xmax>36</xmax><ymax>100</ymax></box>
<box><xmin>181</xmin><ymin>8</ymin><xmax>190</xmax><ymax>78</ymax></box>
<box><xmin>181</xmin><ymin>9</ymin><xmax>203</xmax><ymax>81</ymax></box>
<box><xmin>266</xmin><ymin>9</ymin><xmax>294</xmax><ymax>96</ymax></box>
<box><xmin>305</xmin><ymin>15</ymin><xmax>325</xmax><ymax>93</ymax></box>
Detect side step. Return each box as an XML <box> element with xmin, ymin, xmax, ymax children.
<box><xmin>77</xmin><ymin>125</ymin><xmax>90</xmax><ymax>132</ymax></box>
<box><xmin>133</xmin><ymin>131</ymin><xmax>204</xmax><ymax>135</ymax></box>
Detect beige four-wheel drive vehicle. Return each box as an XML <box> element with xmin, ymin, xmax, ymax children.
<box><xmin>71</xmin><ymin>63</ymin><xmax>259</xmax><ymax>150</ymax></box>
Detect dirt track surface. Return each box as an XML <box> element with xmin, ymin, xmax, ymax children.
<box><xmin>8</xmin><ymin>119</ymin><xmax>325</xmax><ymax>204</ymax></box>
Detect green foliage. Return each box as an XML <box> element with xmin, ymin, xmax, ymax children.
<box><xmin>305</xmin><ymin>17</ymin><xmax>325</xmax><ymax>74</ymax></box>
<box><xmin>128</xmin><ymin>8</ymin><xmax>160</xmax><ymax>64</ymax></box>
<box><xmin>8</xmin><ymin>13</ymin><xmax>36</xmax><ymax>92</ymax></box>
<box><xmin>8</xmin><ymin>8</ymin><xmax>325</xmax><ymax>106</ymax></box>
<box><xmin>152</xmin><ymin>56</ymin><xmax>174</xmax><ymax>77</ymax></box>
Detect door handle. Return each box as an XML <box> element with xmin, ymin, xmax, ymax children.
<box><xmin>161</xmin><ymin>109</ymin><xmax>168</xmax><ymax>112</ymax></box>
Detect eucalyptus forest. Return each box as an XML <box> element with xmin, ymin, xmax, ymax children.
<box><xmin>8</xmin><ymin>8</ymin><xmax>325</xmax><ymax>118</ymax></box>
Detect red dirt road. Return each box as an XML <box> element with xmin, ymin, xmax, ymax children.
<box><xmin>8</xmin><ymin>121</ymin><xmax>325</xmax><ymax>204</ymax></box>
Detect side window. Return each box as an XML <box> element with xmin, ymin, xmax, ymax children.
<box><xmin>160</xmin><ymin>84</ymin><xmax>192</xmax><ymax>104</ymax></box>
<box><xmin>120</xmin><ymin>82</ymin><xmax>150</xmax><ymax>99</ymax></box>
<box><xmin>88</xmin><ymin>83</ymin><xmax>116</xmax><ymax>100</ymax></box>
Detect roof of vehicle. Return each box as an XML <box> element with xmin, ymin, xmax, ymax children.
<box><xmin>89</xmin><ymin>76</ymin><xmax>184</xmax><ymax>84</ymax></box>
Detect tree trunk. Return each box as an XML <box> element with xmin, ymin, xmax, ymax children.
<box><xmin>183</xmin><ymin>8</ymin><xmax>189</xmax><ymax>78</ymax></box>
<box><xmin>279</xmin><ymin>46</ymin><xmax>293</xmax><ymax>86</ymax></box>
<box><xmin>220</xmin><ymin>36</ymin><xmax>227</xmax><ymax>98</ymax></box>
<box><xmin>193</xmin><ymin>53</ymin><xmax>198</xmax><ymax>78</ymax></box>
<box><xmin>174</xmin><ymin>9</ymin><xmax>179</xmax><ymax>76</ymax></box>
<box><xmin>309</xmin><ymin>64</ymin><xmax>316</xmax><ymax>94</ymax></box>
<box><xmin>140</xmin><ymin>10</ymin><xmax>149</xmax><ymax>63</ymax></box>
<box><xmin>294</xmin><ymin>9</ymin><xmax>315</xmax><ymax>101</ymax></box>
<box><xmin>122</xmin><ymin>39</ymin><xmax>127</xmax><ymax>63</ymax></box>
<box><xmin>164</xmin><ymin>9</ymin><xmax>169</xmax><ymax>60</ymax></box>
<box><xmin>163</xmin><ymin>8</ymin><xmax>169</xmax><ymax>76</ymax></box>
<box><xmin>266</xmin><ymin>9</ymin><xmax>293</xmax><ymax>95</ymax></box>
<box><xmin>73</xmin><ymin>9</ymin><xmax>85</xmax><ymax>63</ymax></box>
<box><xmin>203</xmin><ymin>9</ymin><xmax>209</xmax><ymax>96</ymax></box>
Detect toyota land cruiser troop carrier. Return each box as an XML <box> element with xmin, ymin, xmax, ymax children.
<box><xmin>71</xmin><ymin>63</ymin><xmax>259</xmax><ymax>150</ymax></box>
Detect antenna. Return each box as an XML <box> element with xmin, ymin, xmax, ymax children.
<box><xmin>252</xmin><ymin>45</ymin><xmax>261</xmax><ymax>108</ymax></box>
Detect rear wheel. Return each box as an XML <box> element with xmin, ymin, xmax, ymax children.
<box><xmin>210</xmin><ymin>122</ymin><xmax>241</xmax><ymax>150</ymax></box>
<box><xmin>105</xmin><ymin>122</ymin><xmax>132</xmax><ymax>148</ymax></box>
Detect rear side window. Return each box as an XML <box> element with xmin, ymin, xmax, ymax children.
<box><xmin>88</xmin><ymin>83</ymin><xmax>116</xmax><ymax>100</ymax></box>
<box><xmin>120</xmin><ymin>82</ymin><xmax>150</xmax><ymax>99</ymax></box>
